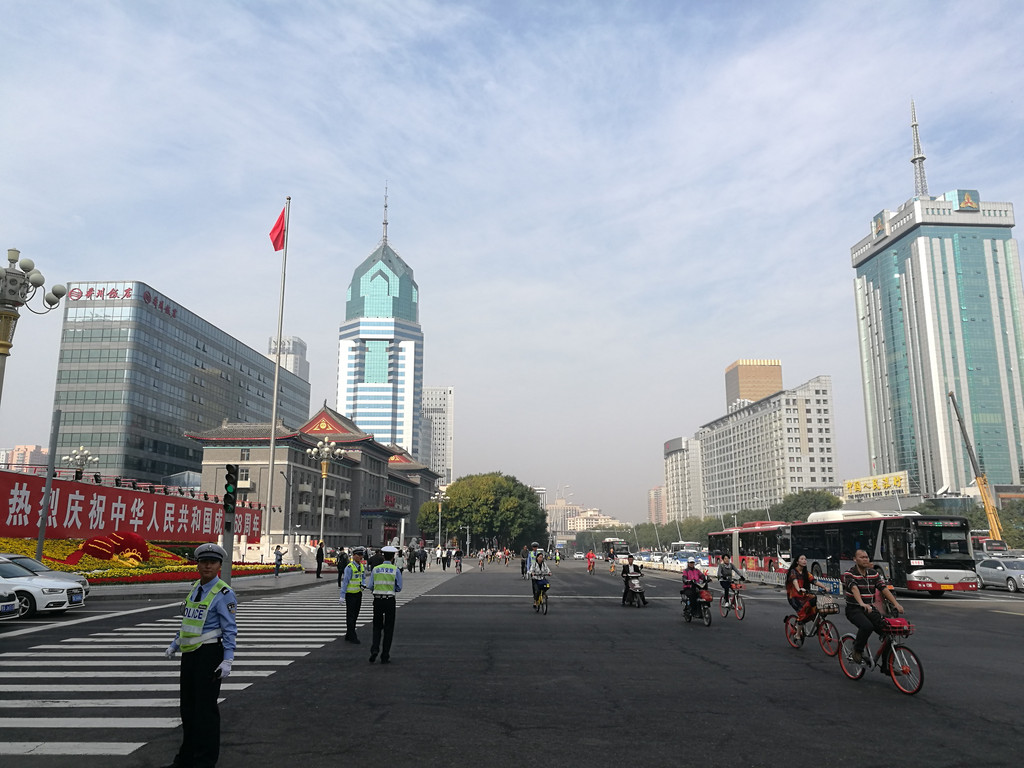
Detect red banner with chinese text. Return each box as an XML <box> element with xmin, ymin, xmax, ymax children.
<box><xmin>0</xmin><ymin>469</ymin><xmax>261</xmax><ymax>543</ymax></box>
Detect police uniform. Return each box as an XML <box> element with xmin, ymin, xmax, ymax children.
<box><xmin>164</xmin><ymin>543</ymin><xmax>238</xmax><ymax>768</ymax></box>
<box><xmin>363</xmin><ymin>545</ymin><xmax>403</xmax><ymax>664</ymax></box>
<box><xmin>340</xmin><ymin>548</ymin><xmax>366</xmax><ymax>644</ymax></box>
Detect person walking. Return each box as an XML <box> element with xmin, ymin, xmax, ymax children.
<box><xmin>364</xmin><ymin>545</ymin><xmax>403</xmax><ymax>664</ymax></box>
<box><xmin>273</xmin><ymin>545</ymin><xmax>283</xmax><ymax>578</ymax></box>
<box><xmin>340</xmin><ymin>547</ymin><xmax>366</xmax><ymax>644</ymax></box>
<box><xmin>336</xmin><ymin>548</ymin><xmax>350</xmax><ymax>589</ymax></box>
<box><xmin>418</xmin><ymin>547</ymin><xmax>427</xmax><ymax>572</ymax></box>
<box><xmin>315</xmin><ymin>542</ymin><xmax>325</xmax><ymax>579</ymax></box>
<box><xmin>163</xmin><ymin>543</ymin><xmax>237</xmax><ymax>768</ymax></box>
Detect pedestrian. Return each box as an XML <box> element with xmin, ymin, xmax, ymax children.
<box><xmin>340</xmin><ymin>547</ymin><xmax>366</xmax><ymax>644</ymax></box>
<box><xmin>442</xmin><ymin>547</ymin><xmax>452</xmax><ymax>571</ymax></box>
<box><xmin>435</xmin><ymin>545</ymin><xmax>442</xmax><ymax>566</ymax></box>
<box><xmin>336</xmin><ymin>547</ymin><xmax>350</xmax><ymax>588</ymax></box>
<box><xmin>418</xmin><ymin>547</ymin><xmax>427</xmax><ymax>572</ymax></box>
<box><xmin>273</xmin><ymin>545</ymin><xmax>283</xmax><ymax>578</ymax></box>
<box><xmin>315</xmin><ymin>541</ymin><xmax>325</xmax><ymax>579</ymax></box>
<box><xmin>364</xmin><ymin>545</ymin><xmax>403</xmax><ymax>664</ymax></box>
<box><xmin>396</xmin><ymin>548</ymin><xmax>407</xmax><ymax>573</ymax></box>
<box><xmin>367</xmin><ymin>547</ymin><xmax>384</xmax><ymax>569</ymax></box>
<box><xmin>163</xmin><ymin>543</ymin><xmax>237</xmax><ymax>768</ymax></box>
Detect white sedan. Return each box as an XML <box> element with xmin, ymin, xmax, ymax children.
<box><xmin>573</xmin><ymin>552</ymin><xmax>585</xmax><ymax>560</ymax></box>
<box><xmin>0</xmin><ymin>557</ymin><xmax>86</xmax><ymax>618</ymax></box>
<box><xmin>0</xmin><ymin>586</ymin><xmax>18</xmax><ymax>621</ymax></box>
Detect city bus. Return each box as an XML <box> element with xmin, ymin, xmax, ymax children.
<box><xmin>970</xmin><ymin>529</ymin><xmax>1008</xmax><ymax>554</ymax></box>
<box><xmin>790</xmin><ymin>511</ymin><xmax>978</xmax><ymax>595</ymax></box>
<box><xmin>602</xmin><ymin>537</ymin><xmax>630</xmax><ymax>561</ymax></box>
<box><xmin>707</xmin><ymin>521</ymin><xmax>789</xmax><ymax>572</ymax></box>
<box><xmin>669</xmin><ymin>540</ymin><xmax>701</xmax><ymax>553</ymax></box>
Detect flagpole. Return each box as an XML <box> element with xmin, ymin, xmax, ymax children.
<box><xmin>264</xmin><ymin>196</ymin><xmax>290</xmax><ymax>558</ymax></box>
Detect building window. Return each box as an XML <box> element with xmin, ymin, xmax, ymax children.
<box><xmin>241</xmin><ymin>448</ymin><xmax>250</xmax><ymax>461</ymax></box>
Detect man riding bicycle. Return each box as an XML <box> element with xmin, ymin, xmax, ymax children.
<box><xmin>716</xmin><ymin>554</ymin><xmax>746</xmax><ymax>605</ymax></box>
<box><xmin>843</xmin><ymin>549</ymin><xmax>904</xmax><ymax>664</ymax></box>
<box><xmin>529</xmin><ymin>550</ymin><xmax>552</xmax><ymax>603</ymax></box>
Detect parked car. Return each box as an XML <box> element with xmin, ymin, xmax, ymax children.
<box><xmin>0</xmin><ymin>587</ymin><xmax>18</xmax><ymax>621</ymax></box>
<box><xmin>0</xmin><ymin>552</ymin><xmax>90</xmax><ymax>595</ymax></box>
<box><xmin>0</xmin><ymin>557</ymin><xmax>86</xmax><ymax>618</ymax></box>
<box><xmin>573</xmin><ymin>552</ymin><xmax>585</xmax><ymax>560</ymax></box>
<box><xmin>976</xmin><ymin>557</ymin><xmax>1024</xmax><ymax>593</ymax></box>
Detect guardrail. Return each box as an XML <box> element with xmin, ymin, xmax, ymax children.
<box><xmin>629</xmin><ymin>559</ymin><xmax>842</xmax><ymax>594</ymax></box>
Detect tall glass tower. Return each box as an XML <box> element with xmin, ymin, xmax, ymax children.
<box><xmin>337</xmin><ymin>204</ymin><xmax>423</xmax><ymax>459</ymax></box>
<box><xmin>852</xmin><ymin>103</ymin><xmax>1024</xmax><ymax>495</ymax></box>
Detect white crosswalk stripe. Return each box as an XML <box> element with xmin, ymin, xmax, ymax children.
<box><xmin>0</xmin><ymin>571</ymin><xmax>452</xmax><ymax>757</ymax></box>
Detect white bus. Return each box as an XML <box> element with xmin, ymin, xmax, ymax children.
<box><xmin>670</xmin><ymin>541</ymin><xmax>701</xmax><ymax>553</ymax></box>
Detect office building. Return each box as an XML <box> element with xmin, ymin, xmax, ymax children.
<box><xmin>266</xmin><ymin>336</ymin><xmax>310</xmax><ymax>381</ymax></box>
<box><xmin>663</xmin><ymin>437</ymin><xmax>703</xmax><ymax>520</ymax></box>
<box><xmin>647</xmin><ymin>485</ymin><xmax>667</xmax><ymax>525</ymax></box>
<box><xmin>0</xmin><ymin>444</ymin><xmax>47</xmax><ymax>471</ymax></box>
<box><xmin>422</xmin><ymin>385</ymin><xmax>455</xmax><ymax>484</ymax></box>
<box><xmin>53</xmin><ymin>281</ymin><xmax>311</xmax><ymax>483</ymax></box>
<box><xmin>852</xmin><ymin>103</ymin><xmax>1024</xmax><ymax>495</ymax></box>
<box><xmin>725</xmin><ymin>359</ymin><xmax>783</xmax><ymax>408</ymax></box>
<box><xmin>337</xmin><ymin>216</ymin><xmax>423</xmax><ymax>460</ymax></box>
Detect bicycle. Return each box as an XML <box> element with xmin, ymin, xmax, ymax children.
<box><xmin>838</xmin><ymin>614</ymin><xmax>923</xmax><ymax>695</ymax></box>
<box><xmin>478</xmin><ymin>558</ymin><xmax>485</xmax><ymax>572</ymax></box>
<box><xmin>587</xmin><ymin>559</ymin><xmax>595</xmax><ymax>575</ymax></box>
<box><xmin>532</xmin><ymin>580</ymin><xmax>550</xmax><ymax>615</ymax></box>
<box><xmin>718</xmin><ymin>581</ymin><xmax>746</xmax><ymax>620</ymax></box>
<box><xmin>784</xmin><ymin>590</ymin><xmax>840</xmax><ymax>656</ymax></box>
<box><xmin>455</xmin><ymin>558</ymin><xmax>462</xmax><ymax>574</ymax></box>
<box><xmin>609</xmin><ymin>559</ymin><xmax>617</xmax><ymax>574</ymax></box>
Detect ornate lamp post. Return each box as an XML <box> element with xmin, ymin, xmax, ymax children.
<box><xmin>433</xmin><ymin>489</ymin><xmax>449</xmax><ymax>548</ymax></box>
<box><xmin>1</xmin><ymin>248</ymin><xmax>67</xmax><ymax>409</ymax></box>
<box><xmin>306</xmin><ymin>440</ymin><xmax>342</xmax><ymax>546</ymax></box>
<box><xmin>62</xmin><ymin>445</ymin><xmax>98</xmax><ymax>481</ymax></box>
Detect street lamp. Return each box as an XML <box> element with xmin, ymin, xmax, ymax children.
<box><xmin>0</xmin><ymin>248</ymin><xmax>67</xmax><ymax>409</ymax></box>
<box><xmin>433</xmin><ymin>489</ymin><xmax>449</xmax><ymax>548</ymax></box>
<box><xmin>306</xmin><ymin>440</ymin><xmax>343</xmax><ymax>546</ymax></box>
<box><xmin>279</xmin><ymin>470</ymin><xmax>292</xmax><ymax>544</ymax></box>
<box><xmin>62</xmin><ymin>445</ymin><xmax>98</xmax><ymax>481</ymax></box>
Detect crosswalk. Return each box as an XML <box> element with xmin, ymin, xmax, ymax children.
<box><xmin>0</xmin><ymin>572</ymin><xmax>449</xmax><ymax>757</ymax></box>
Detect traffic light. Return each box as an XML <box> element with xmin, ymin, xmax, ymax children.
<box><xmin>223</xmin><ymin>464</ymin><xmax>238</xmax><ymax>517</ymax></box>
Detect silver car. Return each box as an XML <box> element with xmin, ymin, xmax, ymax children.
<box><xmin>0</xmin><ymin>552</ymin><xmax>90</xmax><ymax>595</ymax></box>
<box><xmin>976</xmin><ymin>558</ymin><xmax>1024</xmax><ymax>593</ymax></box>
<box><xmin>0</xmin><ymin>587</ymin><xmax>18</xmax><ymax>621</ymax></box>
<box><xmin>0</xmin><ymin>558</ymin><xmax>86</xmax><ymax>617</ymax></box>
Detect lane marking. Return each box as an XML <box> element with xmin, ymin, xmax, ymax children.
<box><xmin>0</xmin><ymin>698</ymin><xmax>185</xmax><ymax>708</ymax></box>
<box><xmin>0</xmin><ymin>683</ymin><xmax>251</xmax><ymax>692</ymax></box>
<box><xmin>0</xmin><ymin>602</ymin><xmax>179</xmax><ymax>639</ymax></box>
<box><xmin>0</xmin><ymin>742</ymin><xmax>144</xmax><ymax>756</ymax></box>
<box><xmin>3</xmin><ymin>717</ymin><xmax>180</xmax><ymax>728</ymax></box>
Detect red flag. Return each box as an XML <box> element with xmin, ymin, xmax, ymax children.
<box><xmin>269</xmin><ymin>207</ymin><xmax>286</xmax><ymax>251</ymax></box>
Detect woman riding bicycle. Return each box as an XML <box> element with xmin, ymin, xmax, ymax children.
<box><xmin>786</xmin><ymin>554</ymin><xmax>819</xmax><ymax>629</ymax></box>
<box><xmin>529</xmin><ymin>551</ymin><xmax>552</xmax><ymax>603</ymax></box>
<box><xmin>717</xmin><ymin>554</ymin><xmax>746</xmax><ymax>605</ymax></box>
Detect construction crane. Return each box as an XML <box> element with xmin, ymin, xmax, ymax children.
<box><xmin>948</xmin><ymin>391</ymin><xmax>1004</xmax><ymax>542</ymax></box>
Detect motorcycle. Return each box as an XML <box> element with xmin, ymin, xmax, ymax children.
<box><xmin>681</xmin><ymin>578</ymin><xmax>713</xmax><ymax>626</ymax></box>
<box><xmin>624</xmin><ymin>571</ymin><xmax>646</xmax><ymax>607</ymax></box>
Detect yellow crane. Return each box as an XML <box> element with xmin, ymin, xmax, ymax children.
<box><xmin>948</xmin><ymin>391</ymin><xmax>1004</xmax><ymax>542</ymax></box>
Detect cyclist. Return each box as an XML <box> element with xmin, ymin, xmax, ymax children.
<box><xmin>477</xmin><ymin>548</ymin><xmax>486</xmax><ymax>571</ymax></box>
<box><xmin>681</xmin><ymin>557</ymin><xmax>708</xmax><ymax>612</ymax></box>
<box><xmin>785</xmin><ymin>554</ymin><xmax>819</xmax><ymax>631</ymax></box>
<box><xmin>717</xmin><ymin>553</ymin><xmax>746</xmax><ymax>606</ymax></box>
<box><xmin>585</xmin><ymin>549</ymin><xmax>596</xmax><ymax>574</ymax></box>
<box><xmin>843</xmin><ymin>549</ymin><xmax>904</xmax><ymax>664</ymax></box>
<box><xmin>529</xmin><ymin>550</ymin><xmax>552</xmax><ymax>604</ymax></box>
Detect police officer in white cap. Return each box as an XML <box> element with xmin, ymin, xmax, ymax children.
<box><xmin>363</xmin><ymin>545</ymin><xmax>402</xmax><ymax>663</ymax></box>
<box><xmin>340</xmin><ymin>546</ymin><xmax>367</xmax><ymax>643</ymax></box>
<box><xmin>163</xmin><ymin>542</ymin><xmax>237</xmax><ymax>768</ymax></box>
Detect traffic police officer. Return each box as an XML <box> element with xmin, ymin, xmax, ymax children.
<box><xmin>340</xmin><ymin>546</ymin><xmax>366</xmax><ymax>644</ymax></box>
<box><xmin>363</xmin><ymin>545</ymin><xmax>403</xmax><ymax>663</ymax></box>
<box><xmin>163</xmin><ymin>543</ymin><xmax>237</xmax><ymax>768</ymax></box>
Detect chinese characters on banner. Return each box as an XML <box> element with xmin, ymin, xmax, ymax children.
<box><xmin>843</xmin><ymin>471</ymin><xmax>909</xmax><ymax>500</ymax></box>
<box><xmin>1</xmin><ymin>470</ymin><xmax>261</xmax><ymax>542</ymax></box>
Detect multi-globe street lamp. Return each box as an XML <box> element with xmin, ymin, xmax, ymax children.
<box><xmin>61</xmin><ymin>446</ymin><xmax>99</xmax><ymax>481</ymax></box>
<box><xmin>0</xmin><ymin>248</ymin><xmax>67</xmax><ymax>409</ymax></box>
<box><xmin>433</xmin><ymin>489</ymin><xmax>449</xmax><ymax>548</ymax></box>
<box><xmin>306</xmin><ymin>440</ymin><xmax>343</xmax><ymax>546</ymax></box>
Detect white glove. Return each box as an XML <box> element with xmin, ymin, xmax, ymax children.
<box><xmin>164</xmin><ymin>643</ymin><xmax>177</xmax><ymax>660</ymax></box>
<box><xmin>215</xmin><ymin>660</ymin><xmax>232</xmax><ymax>679</ymax></box>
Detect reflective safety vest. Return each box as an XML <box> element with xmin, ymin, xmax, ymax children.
<box><xmin>179</xmin><ymin>578</ymin><xmax>229</xmax><ymax>652</ymax></box>
<box><xmin>345</xmin><ymin>561</ymin><xmax>365</xmax><ymax>593</ymax></box>
<box><xmin>371</xmin><ymin>563</ymin><xmax>397</xmax><ymax>595</ymax></box>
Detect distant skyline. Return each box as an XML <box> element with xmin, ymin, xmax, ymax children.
<box><xmin>3</xmin><ymin>2</ymin><xmax>1024</xmax><ymax>523</ymax></box>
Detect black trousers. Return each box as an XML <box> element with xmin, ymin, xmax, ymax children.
<box><xmin>371</xmin><ymin>596</ymin><xmax>396</xmax><ymax>659</ymax></box>
<box><xmin>846</xmin><ymin>605</ymin><xmax>885</xmax><ymax>652</ymax></box>
<box><xmin>316</xmin><ymin>560</ymin><xmax>323</xmax><ymax>578</ymax></box>
<box><xmin>175</xmin><ymin>642</ymin><xmax>224</xmax><ymax>768</ymax></box>
<box><xmin>345</xmin><ymin>590</ymin><xmax>362</xmax><ymax>639</ymax></box>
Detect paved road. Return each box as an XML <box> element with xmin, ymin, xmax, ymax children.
<box><xmin>2</xmin><ymin>561</ymin><xmax>1022</xmax><ymax>767</ymax></box>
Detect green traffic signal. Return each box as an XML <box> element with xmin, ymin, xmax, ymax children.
<box><xmin>224</xmin><ymin>464</ymin><xmax>238</xmax><ymax>514</ymax></box>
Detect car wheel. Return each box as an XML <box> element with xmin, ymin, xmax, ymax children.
<box><xmin>15</xmin><ymin>591</ymin><xmax>36</xmax><ymax>618</ymax></box>
<box><xmin>1008</xmin><ymin>578</ymin><xmax>1019</xmax><ymax>594</ymax></box>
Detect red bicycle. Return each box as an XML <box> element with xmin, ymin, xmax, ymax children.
<box><xmin>719</xmin><ymin>581</ymin><xmax>746</xmax><ymax>620</ymax></box>
<box><xmin>784</xmin><ymin>591</ymin><xmax>840</xmax><ymax>656</ymax></box>
<box><xmin>838</xmin><ymin>614</ymin><xmax>923</xmax><ymax>695</ymax></box>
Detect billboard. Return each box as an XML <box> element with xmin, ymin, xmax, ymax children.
<box><xmin>0</xmin><ymin>469</ymin><xmax>261</xmax><ymax>542</ymax></box>
<box><xmin>843</xmin><ymin>471</ymin><xmax>909</xmax><ymax>500</ymax></box>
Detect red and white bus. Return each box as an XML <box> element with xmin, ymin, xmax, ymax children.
<box><xmin>707</xmin><ymin>521</ymin><xmax>789</xmax><ymax>572</ymax></box>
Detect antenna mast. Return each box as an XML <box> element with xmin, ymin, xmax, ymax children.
<box><xmin>382</xmin><ymin>183</ymin><xmax>389</xmax><ymax>244</ymax></box>
<box><xmin>911</xmin><ymin>100</ymin><xmax>929</xmax><ymax>198</ymax></box>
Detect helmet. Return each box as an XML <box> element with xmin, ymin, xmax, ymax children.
<box><xmin>195</xmin><ymin>543</ymin><xmax>227</xmax><ymax>562</ymax></box>
<box><xmin>687</xmin><ymin>557</ymin><xmax>696</xmax><ymax>565</ymax></box>
<box><xmin>352</xmin><ymin>547</ymin><xmax>366</xmax><ymax>556</ymax></box>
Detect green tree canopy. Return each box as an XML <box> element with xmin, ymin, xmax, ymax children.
<box><xmin>415</xmin><ymin>472</ymin><xmax>547</xmax><ymax>550</ymax></box>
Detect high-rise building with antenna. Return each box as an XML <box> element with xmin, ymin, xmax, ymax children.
<box><xmin>851</xmin><ymin>103</ymin><xmax>1024</xmax><ymax>495</ymax></box>
<box><xmin>336</xmin><ymin>192</ymin><xmax>424</xmax><ymax>459</ymax></box>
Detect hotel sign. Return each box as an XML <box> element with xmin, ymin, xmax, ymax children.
<box><xmin>843</xmin><ymin>471</ymin><xmax>909</xmax><ymax>500</ymax></box>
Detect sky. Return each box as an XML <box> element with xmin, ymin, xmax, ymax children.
<box><xmin>3</xmin><ymin>1</ymin><xmax>1024</xmax><ymax>524</ymax></box>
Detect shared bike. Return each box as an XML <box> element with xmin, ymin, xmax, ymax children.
<box><xmin>532</xmin><ymin>580</ymin><xmax>550</xmax><ymax>614</ymax></box>
<box><xmin>587</xmin><ymin>559</ymin><xmax>595</xmax><ymax>575</ymax></box>
<box><xmin>784</xmin><ymin>590</ymin><xmax>839</xmax><ymax>656</ymax></box>
<box><xmin>719</xmin><ymin>581</ymin><xmax>746</xmax><ymax>620</ymax></box>
<box><xmin>837</xmin><ymin>614</ymin><xmax>923</xmax><ymax>695</ymax></box>
<box><xmin>454</xmin><ymin>558</ymin><xmax>462</xmax><ymax>574</ymax></box>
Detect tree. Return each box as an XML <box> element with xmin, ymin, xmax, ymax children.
<box><xmin>415</xmin><ymin>472</ymin><xmax>547</xmax><ymax>550</ymax></box>
<box><xmin>767</xmin><ymin>490</ymin><xmax>843</xmax><ymax>522</ymax></box>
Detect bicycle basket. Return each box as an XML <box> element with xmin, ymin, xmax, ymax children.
<box><xmin>699</xmin><ymin>589</ymin><xmax>713</xmax><ymax>602</ymax></box>
<box><xmin>881</xmin><ymin>617</ymin><xmax>914</xmax><ymax>636</ymax></box>
<box><xmin>817</xmin><ymin>595</ymin><xmax>841</xmax><ymax>615</ymax></box>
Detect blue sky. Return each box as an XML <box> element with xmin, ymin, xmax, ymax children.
<box><xmin>3</xmin><ymin>1</ymin><xmax>1024</xmax><ymax>523</ymax></box>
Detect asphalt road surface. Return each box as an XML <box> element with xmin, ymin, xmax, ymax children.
<box><xmin>2</xmin><ymin>561</ymin><xmax>1022</xmax><ymax>767</ymax></box>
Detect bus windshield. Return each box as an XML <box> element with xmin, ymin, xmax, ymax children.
<box><xmin>909</xmin><ymin>520</ymin><xmax>971</xmax><ymax>561</ymax></box>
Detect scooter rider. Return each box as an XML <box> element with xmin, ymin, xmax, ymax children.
<box><xmin>621</xmin><ymin>554</ymin><xmax>647</xmax><ymax>606</ymax></box>
<box><xmin>681</xmin><ymin>557</ymin><xmax>708</xmax><ymax>610</ymax></box>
